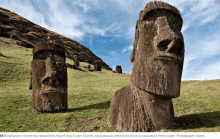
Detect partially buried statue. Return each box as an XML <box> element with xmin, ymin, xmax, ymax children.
<box><xmin>88</xmin><ymin>65</ymin><xmax>91</xmax><ymax>70</ymax></box>
<box><xmin>29</xmin><ymin>41</ymin><xmax>68</xmax><ymax>112</ymax></box>
<box><xmin>94</xmin><ymin>60</ymin><xmax>101</xmax><ymax>71</ymax></box>
<box><xmin>73</xmin><ymin>55</ymin><xmax>79</xmax><ymax>69</ymax></box>
<box><xmin>108</xmin><ymin>1</ymin><xmax>184</xmax><ymax>131</ymax></box>
<box><xmin>115</xmin><ymin>65</ymin><xmax>122</xmax><ymax>74</ymax></box>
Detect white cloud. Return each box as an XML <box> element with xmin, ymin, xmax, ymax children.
<box><xmin>122</xmin><ymin>48</ymin><xmax>127</xmax><ymax>53</ymax></box>
<box><xmin>1</xmin><ymin>0</ymin><xmax>49</xmax><ymax>29</ymax></box>
<box><xmin>90</xmin><ymin>35</ymin><xmax>93</xmax><ymax>46</ymax></box>
<box><xmin>187</xmin><ymin>61</ymin><xmax>220</xmax><ymax>80</ymax></box>
<box><xmin>45</xmin><ymin>0</ymin><xmax>85</xmax><ymax>39</ymax></box>
<box><xmin>128</xmin><ymin>45</ymin><xmax>133</xmax><ymax>51</ymax></box>
<box><xmin>2</xmin><ymin>0</ymin><xmax>220</xmax><ymax>41</ymax></box>
<box><xmin>121</xmin><ymin>45</ymin><xmax>133</xmax><ymax>54</ymax></box>
<box><xmin>182</xmin><ymin>32</ymin><xmax>220</xmax><ymax>80</ymax></box>
<box><xmin>180</xmin><ymin>0</ymin><xmax>219</xmax><ymax>32</ymax></box>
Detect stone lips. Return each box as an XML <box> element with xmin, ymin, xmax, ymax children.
<box><xmin>0</xmin><ymin>7</ymin><xmax>112</xmax><ymax>71</ymax></box>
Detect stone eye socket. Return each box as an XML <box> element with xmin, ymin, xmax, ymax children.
<box><xmin>167</xmin><ymin>15</ymin><xmax>182</xmax><ymax>31</ymax></box>
<box><xmin>171</xmin><ymin>19</ymin><xmax>182</xmax><ymax>31</ymax></box>
<box><xmin>143</xmin><ymin>11</ymin><xmax>158</xmax><ymax>22</ymax></box>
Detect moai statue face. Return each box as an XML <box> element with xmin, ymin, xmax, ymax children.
<box><xmin>29</xmin><ymin>41</ymin><xmax>67</xmax><ymax>112</ymax></box>
<box><xmin>131</xmin><ymin>2</ymin><xmax>184</xmax><ymax>98</ymax></box>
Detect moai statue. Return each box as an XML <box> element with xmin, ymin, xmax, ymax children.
<box><xmin>94</xmin><ymin>60</ymin><xmax>101</xmax><ymax>71</ymax></box>
<box><xmin>29</xmin><ymin>41</ymin><xmax>68</xmax><ymax>112</ymax></box>
<box><xmin>73</xmin><ymin>55</ymin><xmax>79</xmax><ymax>69</ymax></box>
<box><xmin>88</xmin><ymin>65</ymin><xmax>91</xmax><ymax>70</ymax></box>
<box><xmin>115</xmin><ymin>65</ymin><xmax>122</xmax><ymax>74</ymax></box>
<box><xmin>10</xmin><ymin>30</ymin><xmax>20</xmax><ymax>40</ymax></box>
<box><xmin>108</xmin><ymin>1</ymin><xmax>184</xmax><ymax>132</ymax></box>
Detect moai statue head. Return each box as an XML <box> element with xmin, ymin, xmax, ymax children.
<box><xmin>73</xmin><ymin>55</ymin><xmax>79</xmax><ymax>67</ymax></box>
<box><xmin>130</xmin><ymin>1</ymin><xmax>184</xmax><ymax>98</ymax></box>
<box><xmin>94</xmin><ymin>60</ymin><xmax>101</xmax><ymax>71</ymax></box>
<box><xmin>115</xmin><ymin>65</ymin><xmax>122</xmax><ymax>74</ymax></box>
<box><xmin>10</xmin><ymin>30</ymin><xmax>20</xmax><ymax>40</ymax></box>
<box><xmin>29</xmin><ymin>41</ymin><xmax>68</xmax><ymax>112</ymax></box>
<box><xmin>88</xmin><ymin>65</ymin><xmax>91</xmax><ymax>70</ymax></box>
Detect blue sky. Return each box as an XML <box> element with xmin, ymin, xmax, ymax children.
<box><xmin>1</xmin><ymin>0</ymin><xmax>220</xmax><ymax>80</ymax></box>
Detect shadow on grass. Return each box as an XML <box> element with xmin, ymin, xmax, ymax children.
<box><xmin>0</xmin><ymin>53</ymin><xmax>10</xmax><ymax>58</ymax></box>
<box><xmin>61</xmin><ymin>101</ymin><xmax>111</xmax><ymax>113</ymax></box>
<box><xmin>174</xmin><ymin>111</ymin><xmax>220</xmax><ymax>129</ymax></box>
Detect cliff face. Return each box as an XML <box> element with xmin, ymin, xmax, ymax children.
<box><xmin>0</xmin><ymin>7</ymin><xmax>112</xmax><ymax>70</ymax></box>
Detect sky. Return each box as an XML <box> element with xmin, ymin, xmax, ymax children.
<box><xmin>1</xmin><ymin>0</ymin><xmax>220</xmax><ymax>81</ymax></box>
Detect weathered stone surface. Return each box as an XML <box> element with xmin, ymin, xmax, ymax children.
<box><xmin>0</xmin><ymin>7</ymin><xmax>112</xmax><ymax>70</ymax></box>
<box><xmin>108</xmin><ymin>1</ymin><xmax>184</xmax><ymax>132</ymax></box>
<box><xmin>10</xmin><ymin>29</ymin><xmax>20</xmax><ymax>40</ymax></box>
<box><xmin>108</xmin><ymin>83</ymin><xmax>174</xmax><ymax>132</ymax></box>
<box><xmin>29</xmin><ymin>41</ymin><xmax>68</xmax><ymax>112</ymax></box>
<box><xmin>94</xmin><ymin>60</ymin><xmax>101</xmax><ymax>71</ymax></box>
<box><xmin>115</xmin><ymin>65</ymin><xmax>122</xmax><ymax>74</ymax></box>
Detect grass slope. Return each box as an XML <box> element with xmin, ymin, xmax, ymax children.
<box><xmin>0</xmin><ymin>37</ymin><xmax>220</xmax><ymax>132</ymax></box>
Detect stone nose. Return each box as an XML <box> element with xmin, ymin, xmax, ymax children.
<box><xmin>157</xmin><ymin>38</ymin><xmax>184</xmax><ymax>56</ymax></box>
<box><xmin>42</xmin><ymin>57</ymin><xmax>59</xmax><ymax>86</ymax></box>
<box><xmin>154</xmin><ymin>16</ymin><xmax>184</xmax><ymax>56</ymax></box>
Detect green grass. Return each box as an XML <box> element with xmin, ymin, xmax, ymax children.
<box><xmin>0</xmin><ymin>37</ymin><xmax>220</xmax><ymax>132</ymax></box>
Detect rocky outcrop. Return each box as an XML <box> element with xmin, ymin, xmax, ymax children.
<box><xmin>0</xmin><ymin>7</ymin><xmax>112</xmax><ymax>70</ymax></box>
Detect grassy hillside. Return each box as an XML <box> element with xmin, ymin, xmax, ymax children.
<box><xmin>0</xmin><ymin>37</ymin><xmax>220</xmax><ymax>132</ymax></box>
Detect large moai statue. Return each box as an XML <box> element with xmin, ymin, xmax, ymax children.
<box><xmin>108</xmin><ymin>1</ymin><xmax>184</xmax><ymax>132</ymax></box>
<box><xmin>29</xmin><ymin>41</ymin><xmax>68</xmax><ymax>112</ymax></box>
<box><xmin>115</xmin><ymin>65</ymin><xmax>122</xmax><ymax>74</ymax></box>
<box><xmin>94</xmin><ymin>60</ymin><xmax>101</xmax><ymax>71</ymax></box>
